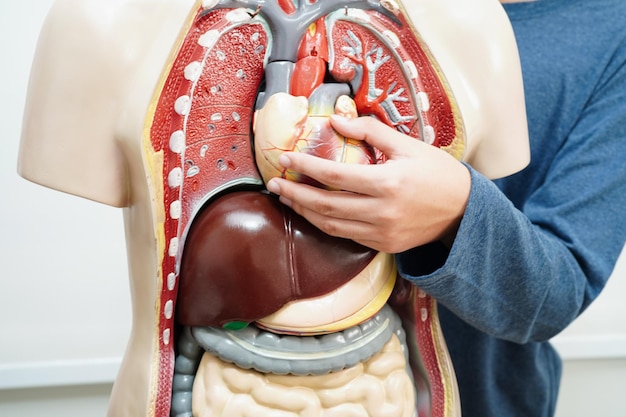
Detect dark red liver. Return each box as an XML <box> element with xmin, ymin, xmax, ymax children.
<box><xmin>177</xmin><ymin>191</ymin><xmax>377</xmax><ymax>327</ymax></box>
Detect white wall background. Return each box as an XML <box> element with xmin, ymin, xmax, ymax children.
<box><xmin>0</xmin><ymin>1</ymin><xmax>624</xmax><ymax>416</ymax></box>
<box><xmin>0</xmin><ymin>0</ymin><xmax>130</xmax><ymax>392</ymax></box>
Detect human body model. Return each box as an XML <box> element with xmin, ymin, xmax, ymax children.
<box><xmin>18</xmin><ymin>0</ymin><xmax>529</xmax><ymax>416</ymax></box>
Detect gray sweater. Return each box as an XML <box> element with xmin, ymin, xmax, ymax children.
<box><xmin>397</xmin><ymin>0</ymin><xmax>626</xmax><ymax>415</ymax></box>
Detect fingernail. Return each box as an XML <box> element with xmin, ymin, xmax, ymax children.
<box><xmin>330</xmin><ymin>114</ymin><xmax>348</xmax><ymax>123</ymax></box>
<box><xmin>279</xmin><ymin>196</ymin><xmax>293</xmax><ymax>208</ymax></box>
<box><xmin>278</xmin><ymin>153</ymin><xmax>291</xmax><ymax>168</ymax></box>
<box><xmin>266</xmin><ymin>178</ymin><xmax>280</xmax><ymax>194</ymax></box>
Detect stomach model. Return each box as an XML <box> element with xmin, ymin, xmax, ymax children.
<box><xmin>144</xmin><ymin>1</ymin><xmax>463</xmax><ymax>417</ymax></box>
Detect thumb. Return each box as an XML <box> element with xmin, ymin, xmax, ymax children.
<box><xmin>329</xmin><ymin>115</ymin><xmax>415</xmax><ymax>159</ymax></box>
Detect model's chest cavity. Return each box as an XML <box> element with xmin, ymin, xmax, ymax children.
<box><xmin>149</xmin><ymin>1</ymin><xmax>458</xmax><ymax>329</ymax></box>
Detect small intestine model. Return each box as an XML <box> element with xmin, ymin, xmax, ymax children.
<box><xmin>167</xmin><ymin>2</ymin><xmax>465</xmax><ymax>417</ymax></box>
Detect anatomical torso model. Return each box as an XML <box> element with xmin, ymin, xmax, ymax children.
<box><xmin>18</xmin><ymin>1</ymin><xmax>529</xmax><ymax>416</ymax></box>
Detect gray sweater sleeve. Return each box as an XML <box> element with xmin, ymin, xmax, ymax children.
<box><xmin>398</xmin><ymin>165</ymin><xmax>626</xmax><ymax>343</ymax></box>
<box><xmin>397</xmin><ymin>170</ymin><xmax>586</xmax><ymax>343</ymax></box>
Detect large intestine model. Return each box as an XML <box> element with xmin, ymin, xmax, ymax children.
<box><xmin>146</xmin><ymin>1</ymin><xmax>465</xmax><ymax>416</ymax></box>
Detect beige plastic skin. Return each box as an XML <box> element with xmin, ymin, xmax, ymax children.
<box><xmin>17</xmin><ymin>0</ymin><xmax>529</xmax><ymax>416</ymax></box>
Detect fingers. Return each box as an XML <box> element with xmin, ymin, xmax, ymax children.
<box><xmin>266</xmin><ymin>177</ymin><xmax>380</xmax><ymax>240</ymax></box>
<box><xmin>274</xmin><ymin>151</ymin><xmax>385</xmax><ymax>196</ymax></box>
<box><xmin>329</xmin><ymin>115</ymin><xmax>417</xmax><ymax>158</ymax></box>
<box><xmin>267</xmin><ymin>176</ymin><xmax>371</xmax><ymax>223</ymax></box>
<box><xmin>277</xmin><ymin>183</ymin><xmax>409</xmax><ymax>253</ymax></box>
<box><xmin>269</xmin><ymin>115</ymin><xmax>423</xmax><ymax>195</ymax></box>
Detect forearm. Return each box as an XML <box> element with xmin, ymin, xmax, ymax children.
<box><xmin>397</xmin><ymin>167</ymin><xmax>622</xmax><ymax>343</ymax></box>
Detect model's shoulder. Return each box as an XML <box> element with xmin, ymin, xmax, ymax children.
<box><xmin>45</xmin><ymin>0</ymin><xmax>196</xmax><ymax>43</ymax></box>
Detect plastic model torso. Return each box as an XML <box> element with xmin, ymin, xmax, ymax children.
<box><xmin>18</xmin><ymin>1</ymin><xmax>529</xmax><ymax>416</ymax></box>
<box><xmin>149</xmin><ymin>4</ymin><xmax>462</xmax><ymax>416</ymax></box>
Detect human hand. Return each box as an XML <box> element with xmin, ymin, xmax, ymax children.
<box><xmin>265</xmin><ymin>115</ymin><xmax>471</xmax><ymax>253</ymax></box>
